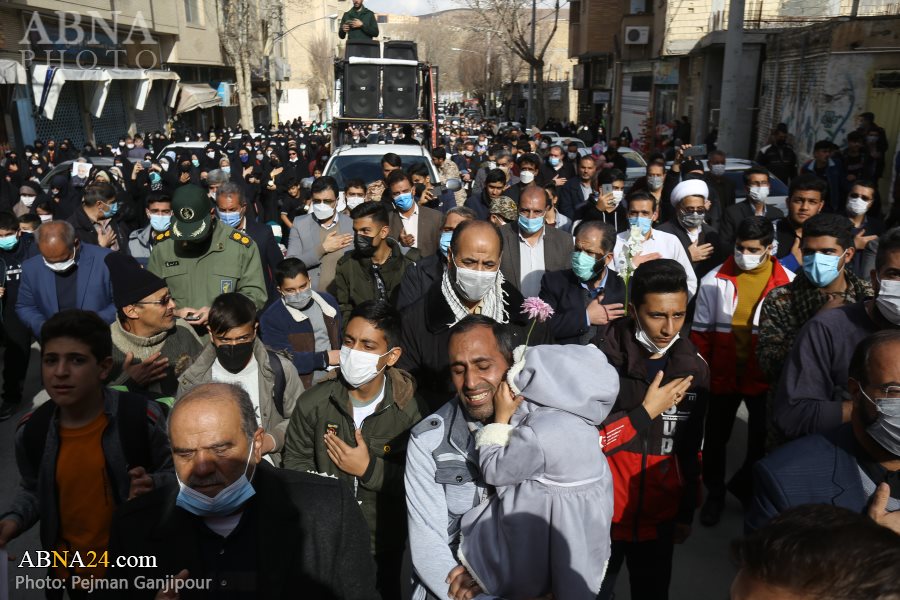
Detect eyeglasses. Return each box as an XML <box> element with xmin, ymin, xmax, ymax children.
<box><xmin>134</xmin><ymin>294</ymin><xmax>173</xmax><ymax>307</ymax></box>
<box><xmin>680</xmin><ymin>208</ymin><xmax>707</xmax><ymax>215</ymax></box>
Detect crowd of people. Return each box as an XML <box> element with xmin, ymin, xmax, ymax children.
<box><xmin>0</xmin><ymin>111</ymin><xmax>898</xmax><ymax>600</ymax></box>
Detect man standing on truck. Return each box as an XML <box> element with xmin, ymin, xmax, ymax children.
<box><xmin>339</xmin><ymin>0</ymin><xmax>379</xmax><ymax>41</ymax></box>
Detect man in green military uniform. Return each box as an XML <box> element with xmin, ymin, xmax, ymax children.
<box><xmin>148</xmin><ymin>185</ymin><xmax>267</xmax><ymax>327</ymax></box>
<box><xmin>339</xmin><ymin>0</ymin><xmax>378</xmax><ymax>41</ymax></box>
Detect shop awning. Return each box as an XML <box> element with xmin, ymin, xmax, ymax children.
<box><xmin>31</xmin><ymin>65</ymin><xmax>181</xmax><ymax>119</ymax></box>
<box><xmin>175</xmin><ymin>83</ymin><xmax>220</xmax><ymax>114</ymax></box>
<box><xmin>0</xmin><ymin>59</ymin><xmax>26</xmax><ymax>85</ymax></box>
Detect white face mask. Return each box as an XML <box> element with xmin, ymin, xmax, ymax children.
<box><xmin>748</xmin><ymin>186</ymin><xmax>769</xmax><ymax>204</ymax></box>
<box><xmin>876</xmin><ymin>277</ymin><xmax>900</xmax><ymax>326</ymax></box>
<box><xmin>39</xmin><ymin>214</ymin><xmax>53</xmax><ymax>223</ymax></box>
<box><xmin>44</xmin><ymin>254</ymin><xmax>76</xmax><ymax>273</ymax></box>
<box><xmin>206</xmin><ymin>152</ymin><xmax>215</xmax><ymax>159</ymax></box>
<box><xmin>20</xmin><ymin>195</ymin><xmax>36</xmax><ymax>207</ymax></box>
<box><xmin>610</xmin><ymin>190</ymin><xmax>624</xmax><ymax>207</ymax></box>
<box><xmin>734</xmin><ymin>249</ymin><xmax>767</xmax><ymax>271</ymax></box>
<box><xmin>519</xmin><ymin>170</ymin><xmax>535</xmax><ymax>184</ymax></box>
<box><xmin>847</xmin><ymin>196</ymin><xmax>870</xmax><ymax>216</ymax></box>
<box><xmin>339</xmin><ymin>346</ymin><xmax>390</xmax><ymax>388</ymax></box>
<box><xmin>453</xmin><ymin>261</ymin><xmax>498</xmax><ymax>302</ymax></box>
<box><xmin>346</xmin><ymin>195</ymin><xmax>365</xmax><ymax>210</ymax></box>
<box><xmin>634</xmin><ymin>319</ymin><xmax>680</xmax><ymax>356</ymax></box>
<box><xmin>312</xmin><ymin>202</ymin><xmax>335</xmax><ymax>221</ymax></box>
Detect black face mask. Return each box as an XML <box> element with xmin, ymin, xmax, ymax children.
<box><xmin>215</xmin><ymin>340</ymin><xmax>255</xmax><ymax>374</ymax></box>
<box><xmin>414</xmin><ymin>182</ymin><xmax>426</xmax><ymax>197</ymax></box>
<box><xmin>354</xmin><ymin>232</ymin><xmax>377</xmax><ymax>257</ymax></box>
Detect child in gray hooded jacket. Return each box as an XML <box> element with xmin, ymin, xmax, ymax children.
<box><xmin>457</xmin><ymin>343</ymin><xmax>619</xmax><ymax>600</ymax></box>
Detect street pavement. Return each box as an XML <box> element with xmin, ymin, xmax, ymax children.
<box><xmin>0</xmin><ymin>344</ymin><xmax>744</xmax><ymax>599</ymax></box>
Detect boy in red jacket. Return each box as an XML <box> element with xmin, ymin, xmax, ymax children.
<box><xmin>596</xmin><ymin>259</ymin><xmax>710</xmax><ymax>600</ymax></box>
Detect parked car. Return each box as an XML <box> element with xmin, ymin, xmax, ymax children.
<box><xmin>322</xmin><ymin>144</ymin><xmax>443</xmax><ymax>189</ymax></box>
<box><xmin>39</xmin><ymin>158</ymin><xmax>115</xmax><ymax>193</ymax></box>
<box><xmin>665</xmin><ymin>157</ymin><xmax>789</xmax><ymax>207</ymax></box>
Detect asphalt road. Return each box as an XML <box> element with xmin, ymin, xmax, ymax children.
<box><xmin>1</xmin><ymin>343</ymin><xmax>745</xmax><ymax>599</ymax></box>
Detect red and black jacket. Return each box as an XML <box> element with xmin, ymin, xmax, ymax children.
<box><xmin>594</xmin><ymin>317</ymin><xmax>710</xmax><ymax>542</ymax></box>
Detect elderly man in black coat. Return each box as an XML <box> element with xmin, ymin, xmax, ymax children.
<box><xmin>540</xmin><ymin>221</ymin><xmax>625</xmax><ymax>344</ymax></box>
<box><xmin>105</xmin><ymin>382</ymin><xmax>377</xmax><ymax>599</ymax></box>
<box><xmin>398</xmin><ymin>220</ymin><xmax>552</xmax><ymax>410</ymax></box>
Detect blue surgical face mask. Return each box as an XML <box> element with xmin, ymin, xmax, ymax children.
<box><xmin>175</xmin><ymin>442</ymin><xmax>256</xmax><ymax>517</ymax></box>
<box><xmin>629</xmin><ymin>216</ymin><xmax>653</xmax><ymax>235</ymax></box>
<box><xmin>549</xmin><ymin>156</ymin><xmax>561</xmax><ymax>167</ymax></box>
<box><xmin>0</xmin><ymin>234</ymin><xmax>18</xmax><ymax>251</ymax></box>
<box><xmin>394</xmin><ymin>192</ymin><xmax>414</xmax><ymax>212</ymax></box>
<box><xmin>572</xmin><ymin>250</ymin><xmax>604</xmax><ymax>281</ymax></box>
<box><xmin>802</xmin><ymin>251</ymin><xmax>846</xmax><ymax>288</ymax></box>
<box><xmin>518</xmin><ymin>214</ymin><xmax>545</xmax><ymax>234</ymax></box>
<box><xmin>149</xmin><ymin>214</ymin><xmax>171</xmax><ymax>232</ymax></box>
<box><xmin>439</xmin><ymin>231</ymin><xmax>452</xmax><ymax>257</ymax></box>
<box><xmin>192</xmin><ymin>159</ymin><xmax>200</xmax><ymax>168</ymax></box>
<box><xmin>222</xmin><ymin>166</ymin><xmax>231</xmax><ymax>174</ymax></box>
<box><xmin>240</xmin><ymin>154</ymin><xmax>249</xmax><ymax>163</ymax></box>
<box><xmin>103</xmin><ymin>202</ymin><xmax>118</xmax><ymax>218</ymax></box>
<box><xmin>217</xmin><ymin>209</ymin><xmax>243</xmax><ymax>228</ymax></box>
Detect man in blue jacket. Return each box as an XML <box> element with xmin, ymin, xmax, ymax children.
<box><xmin>748</xmin><ymin>329</ymin><xmax>900</xmax><ymax>532</ymax></box>
<box><xmin>16</xmin><ymin>220</ymin><xmax>115</xmax><ymax>339</ymax></box>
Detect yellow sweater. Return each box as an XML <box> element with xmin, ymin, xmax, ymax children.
<box><xmin>732</xmin><ymin>258</ymin><xmax>773</xmax><ymax>370</ymax></box>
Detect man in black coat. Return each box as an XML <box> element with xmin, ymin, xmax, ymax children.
<box><xmin>540</xmin><ymin>221</ymin><xmax>625</xmax><ymax>344</ymax></box>
<box><xmin>397</xmin><ymin>220</ymin><xmax>552</xmax><ymax>410</ymax></box>
<box><xmin>67</xmin><ymin>182</ymin><xmax>132</xmax><ymax>254</ymax></box>
<box><xmin>557</xmin><ymin>154</ymin><xmax>597</xmax><ymax>220</ymax></box>
<box><xmin>0</xmin><ymin>214</ymin><xmax>38</xmax><ymax>420</ymax></box>
<box><xmin>215</xmin><ymin>182</ymin><xmax>284</xmax><ymax>299</ymax></box>
<box><xmin>105</xmin><ymin>382</ymin><xmax>378</xmax><ymax>599</ymax></box>
<box><xmin>719</xmin><ymin>167</ymin><xmax>785</xmax><ymax>251</ymax></box>
<box><xmin>395</xmin><ymin>207</ymin><xmax>476</xmax><ymax>310</ymax></box>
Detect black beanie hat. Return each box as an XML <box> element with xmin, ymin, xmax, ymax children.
<box><xmin>105</xmin><ymin>252</ymin><xmax>167</xmax><ymax>309</ymax></box>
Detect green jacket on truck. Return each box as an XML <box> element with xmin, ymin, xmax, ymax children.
<box><xmin>339</xmin><ymin>5</ymin><xmax>379</xmax><ymax>41</ymax></box>
<box><xmin>281</xmin><ymin>367</ymin><xmax>426</xmax><ymax>554</ymax></box>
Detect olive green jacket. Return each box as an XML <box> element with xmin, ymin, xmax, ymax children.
<box><xmin>281</xmin><ymin>367</ymin><xmax>426</xmax><ymax>553</ymax></box>
<box><xmin>339</xmin><ymin>5</ymin><xmax>379</xmax><ymax>40</ymax></box>
<box><xmin>334</xmin><ymin>238</ymin><xmax>413</xmax><ymax>324</ymax></box>
<box><xmin>147</xmin><ymin>221</ymin><xmax>268</xmax><ymax>310</ymax></box>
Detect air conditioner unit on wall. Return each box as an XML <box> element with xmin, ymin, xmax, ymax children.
<box><xmin>624</xmin><ymin>26</ymin><xmax>649</xmax><ymax>45</ymax></box>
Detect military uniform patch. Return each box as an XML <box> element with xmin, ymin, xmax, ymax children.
<box><xmin>326</xmin><ymin>423</ymin><xmax>339</xmax><ymax>436</ymax></box>
<box><xmin>230</xmin><ymin>232</ymin><xmax>251</xmax><ymax>246</ymax></box>
<box><xmin>165</xmin><ymin>261</ymin><xmax>180</xmax><ymax>267</ymax></box>
<box><xmin>221</xmin><ymin>279</ymin><xmax>234</xmax><ymax>293</ymax></box>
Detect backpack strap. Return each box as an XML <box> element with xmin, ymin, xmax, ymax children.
<box><xmin>20</xmin><ymin>401</ymin><xmax>56</xmax><ymax>473</ymax></box>
<box><xmin>266</xmin><ymin>348</ymin><xmax>287</xmax><ymax>418</ymax></box>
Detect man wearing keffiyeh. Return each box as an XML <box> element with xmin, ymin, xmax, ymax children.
<box><xmin>398</xmin><ymin>220</ymin><xmax>554</xmax><ymax>410</ymax></box>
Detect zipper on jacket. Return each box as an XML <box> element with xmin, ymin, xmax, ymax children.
<box><xmin>633</xmin><ymin>435</ymin><xmax>649</xmax><ymax>542</ymax></box>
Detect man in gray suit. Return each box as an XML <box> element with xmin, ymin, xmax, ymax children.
<box><xmin>286</xmin><ymin>176</ymin><xmax>353</xmax><ymax>293</ymax></box>
<box><xmin>499</xmin><ymin>185</ymin><xmax>574</xmax><ymax>297</ymax></box>
<box><xmin>386</xmin><ymin>169</ymin><xmax>442</xmax><ymax>258</ymax></box>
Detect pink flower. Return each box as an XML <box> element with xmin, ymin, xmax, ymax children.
<box><xmin>522</xmin><ymin>297</ymin><xmax>554</xmax><ymax>323</ymax></box>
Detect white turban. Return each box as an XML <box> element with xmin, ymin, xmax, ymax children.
<box><xmin>670</xmin><ymin>179</ymin><xmax>709</xmax><ymax>206</ymax></box>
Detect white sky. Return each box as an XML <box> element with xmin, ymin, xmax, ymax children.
<box><xmin>364</xmin><ymin>0</ymin><xmax>444</xmax><ymax>16</ymax></box>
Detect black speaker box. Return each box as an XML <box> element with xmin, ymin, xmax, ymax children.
<box><xmin>344</xmin><ymin>63</ymin><xmax>379</xmax><ymax>118</ymax></box>
<box><xmin>383</xmin><ymin>40</ymin><xmax>418</xmax><ymax>61</ymax></box>
<box><xmin>345</xmin><ymin>39</ymin><xmax>380</xmax><ymax>59</ymax></box>
<box><xmin>382</xmin><ymin>42</ymin><xmax>417</xmax><ymax>119</ymax></box>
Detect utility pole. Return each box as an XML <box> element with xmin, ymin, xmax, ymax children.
<box><xmin>717</xmin><ymin>0</ymin><xmax>746</xmax><ymax>154</ymax></box>
<box><xmin>527</xmin><ymin>0</ymin><xmax>536</xmax><ymax>127</ymax></box>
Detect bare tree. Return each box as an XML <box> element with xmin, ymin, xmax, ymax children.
<box><xmin>217</xmin><ymin>0</ymin><xmax>264</xmax><ymax>128</ymax></box>
<box><xmin>305</xmin><ymin>33</ymin><xmax>335</xmax><ymax>121</ymax></box>
<box><xmin>461</xmin><ymin>0</ymin><xmax>562</xmax><ymax>125</ymax></box>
